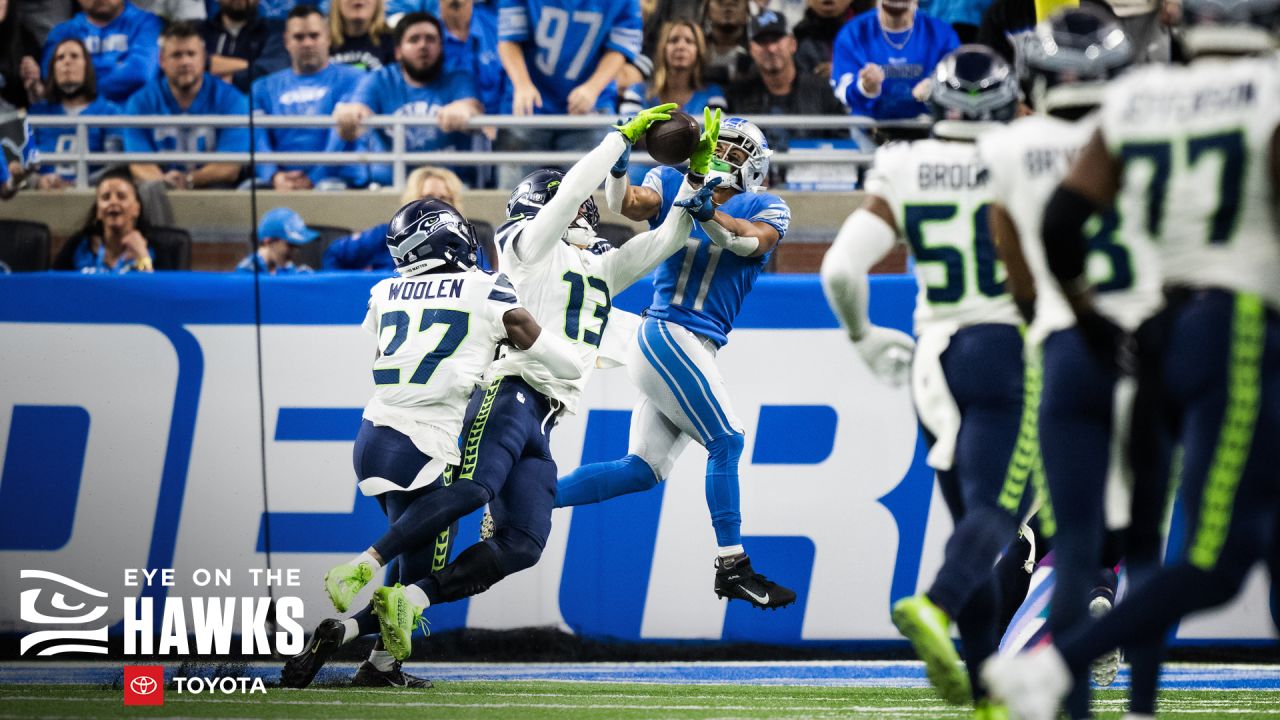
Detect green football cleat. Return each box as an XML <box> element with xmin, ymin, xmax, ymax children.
<box><xmin>324</xmin><ymin>561</ymin><xmax>374</xmax><ymax>612</ymax></box>
<box><xmin>371</xmin><ymin>584</ymin><xmax>427</xmax><ymax>662</ymax></box>
<box><xmin>892</xmin><ymin>594</ymin><xmax>970</xmax><ymax>705</ymax></box>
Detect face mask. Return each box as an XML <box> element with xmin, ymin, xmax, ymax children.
<box><xmin>707</xmin><ymin>168</ymin><xmax>740</xmax><ymax>192</ymax></box>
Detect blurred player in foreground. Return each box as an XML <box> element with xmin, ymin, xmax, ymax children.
<box><xmin>984</xmin><ymin>2</ymin><xmax>1280</xmax><ymax>717</ymax></box>
<box><xmin>554</xmin><ymin>111</ymin><xmax>798</xmax><ymax>610</ymax></box>
<box><xmin>977</xmin><ymin>9</ymin><xmax>1166</xmax><ymax>718</ymax></box>
<box><xmin>821</xmin><ymin>46</ymin><xmax>1027</xmax><ymax>716</ymax></box>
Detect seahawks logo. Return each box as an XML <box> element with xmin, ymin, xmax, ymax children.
<box><xmin>390</xmin><ymin>210</ymin><xmax>465</xmax><ymax>264</ymax></box>
<box><xmin>19</xmin><ymin>570</ymin><xmax>110</xmax><ymax>656</ymax></box>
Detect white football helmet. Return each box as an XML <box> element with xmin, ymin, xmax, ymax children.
<box><xmin>709</xmin><ymin>117</ymin><xmax>772</xmax><ymax>194</ymax></box>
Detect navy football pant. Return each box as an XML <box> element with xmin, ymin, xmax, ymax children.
<box><xmin>924</xmin><ymin>324</ymin><xmax>1035</xmax><ymax>699</ymax></box>
<box><xmin>347</xmin><ymin>420</ymin><xmax>457</xmax><ymax>636</ymax></box>
<box><xmin>1057</xmin><ymin>290</ymin><xmax>1280</xmax><ymax>692</ymax></box>
<box><xmin>370</xmin><ymin>376</ymin><xmax>559</xmax><ymax>602</ymax></box>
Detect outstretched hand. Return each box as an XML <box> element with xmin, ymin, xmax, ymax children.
<box><xmin>689</xmin><ymin>107</ymin><xmax>722</xmax><ymax>177</ymax></box>
<box><xmin>674</xmin><ymin>176</ymin><xmax>723</xmax><ymax>222</ymax></box>
<box><xmin>614</xmin><ymin>102</ymin><xmax>679</xmax><ymax>144</ymax></box>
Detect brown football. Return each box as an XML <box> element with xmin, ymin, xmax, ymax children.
<box><xmin>643</xmin><ymin>110</ymin><xmax>700</xmax><ymax>166</ymax></box>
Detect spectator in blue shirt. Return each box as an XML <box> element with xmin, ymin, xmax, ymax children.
<box><xmin>494</xmin><ymin>0</ymin><xmax>642</xmax><ymax>188</ymax></box>
<box><xmin>252</xmin><ymin>4</ymin><xmax>363</xmax><ymax>189</ymax></box>
<box><xmin>199</xmin><ymin>0</ymin><xmax>289</xmax><ymax>92</ymax></box>
<box><xmin>42</xmin><ymin>0</ymin><xmax>162</xmax><ymax>104</ymax></box>
<box><xmin>323</xmin><ymin>164</ymin><xmax>465</xmax><ymax>270</ymax></box>
<box><xmin>329</xmin><ymin>0</ymin><xmax>395</xmax><ymax>70</ymax></box>
<box><xmin>124</xmin><ymin>21</ymin><xmax>250</xmax><ymax>189</ymax></box>
<box><xmin>28</xmin><ymin>37</ymin><xmax>124</xmax><ymax>190</ymax></box>
<box><xmin>830</xmin><ymin>0</ymin><xmax>958</xmax><ymax>121</ymax></box>
<box><xmin>439</xmin><ymin>0</ymin><xmax>500</xmax><ymax>113</ymax></box>
<box><xmin>237</xmin><ymin>206</ymin><xmax>319</xmax><ymax>273</ymax></box>
<box><xmin>330</xmin><ymin>11</ymin><xmax>482</xmax><ymax>187</ymax></box>
<box><xmin>53</xmin><ymin>167</ymin><xmax>156</xmax><ymax>272</ymax></box>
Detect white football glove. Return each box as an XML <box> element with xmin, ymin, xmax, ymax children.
<box><xmin>853</xmin><ymin>325</ymin><xmax>915</xmax><ymax>387</ymax></box>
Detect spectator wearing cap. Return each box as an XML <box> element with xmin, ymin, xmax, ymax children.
<box><xmin>792</xmin><ymin>0</ymin><xmax>863</xmax><ymax>78</ymax></box>
<box><xmin>237</xmin><ymin>206</ymin><xmax>319</xmax><ymax>273</ymax></box>
<box><xmin>730</xmin><ymin>10</ymin><xmax>846</xmax><ymax>182</ymax></box>
<box><xmin>830</xmin><ymin>0</ymin><xmax>958</xmax><ymax>120</ymax></box>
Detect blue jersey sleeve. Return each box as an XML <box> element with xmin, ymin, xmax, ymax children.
<box><xmin>212</xmin><ymin>80</ymin><xmax>251</xmax><ymax>152</ymax></box>
<box><xmin>830</xmin><ymin>17</ymin><xmax>877</xmax><ymax>117</ymax></box>
<box><xmin>323</xmin><ymin>224</ymin><xmax>390</xmax><ymax>269</ymax></box>
<box><xmin>99</xmin><ymin>8</ymin><xmax>163</xmax><ymax>102</ymax></box>
<box><xmin>748</xmin><ymin>193</ymin><xmax>791</xmax><ymax>240</ymax></box>
<box><xmin>442</xmin><ymin>69</ymin><xmax>479</xmax><ymax>104</ymax></box>
<box><xmin>605</xmin><ymin>0</ymin><xmax>642</xmax><ymax>62</ymax></box>
<box><xmin>348</xmin><ymin>69</ymin><xmax>384</xmax><ymax>110</ymax></box>
<box><xmin>497</xmin><ymin>0</ymin><xmax>530</xmax><ymax>43</ymax></box>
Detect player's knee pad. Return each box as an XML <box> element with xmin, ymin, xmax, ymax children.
<box><xmin>491</xmin><ymin>526</ymin><xmax>545</xmax><ymax>574</ymax></box>
<box><xmin>707</xmin><ymin>432</ymin><xmax>745</xmax><ymax>463</ymax></box>
<box><xmin>432</xmin><ymin>540</ymin><xmax>505</xmax><ymax>603</ymax></box>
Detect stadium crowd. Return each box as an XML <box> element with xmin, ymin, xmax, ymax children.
<box><xmin>2</xmin><ymin>0</ymin><xmax>1176</xmax><ymax>193</ymax></box>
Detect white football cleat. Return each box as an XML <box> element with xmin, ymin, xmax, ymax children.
<box><xmin>981</xmin><ymin>644</ymin><xmax>1072</xmax><ymax>720</ymax></box>
<box><xmin>1088</xmin><ymin>595</ymin><xmax>1121</xmax><ymax>686</ymax></box>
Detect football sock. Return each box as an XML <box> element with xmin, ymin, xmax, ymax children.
<box><xmin>706</xmin><ymin>433</ymin><xmax>745</xmax><ymax>547</ymax></box>
<box><xmin>352</xmin><ymin>551</ymin><xmax>383</xmax><ymax>571</ymax></box>
<box><xmin>368</xmin><ymin>649</ymin><xmax>396</xmax><ymax>672</ymax></box>
<box><xmin>927</xmin><ymin>505</ymin><xmax>1018</xmax><ymax>619</ymax></box>
<box><xmin>954</xmin><ymin>577</ymin><xmax>1000</xmax><ymax>702</ymax></box>
<box><xmin>717</xmin><ymin>545</ymin><xmax>745</xmax><ymax>558</ymax></box>
<box><xmin>373</xmin><ymin>481</ymin><xmax>491</xmax><ymax>562</ymax></box>
<box><xmin>555</xmin><ymin>454</ymin><xmax>658</xmax><ymax>507</ymax></box>
<box><xmin>341</xmin><ymin>618</ymin><xmax>360</xmax><ymax>645</ymax></box>
<box><xmin>401</xmin><ymin>583</ymin><xmax>430</xmax><ymax>611</ymax></box>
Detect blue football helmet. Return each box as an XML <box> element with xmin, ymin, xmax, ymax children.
<box><xmin>507</xmin><ymin>169</ymin><xmax>600</xmax><ymax>235</ymax></box>
<box><xmin>385</xmin><ymin>198</ymin><xmax>478</xmax><ymax>276</ymax></box>
<box><xmin>1022</xmin><ymin>7</ymin><xmax>1132</xmax><ymax>114</ymax></box>
<box><xmin>928</xmin><ymin>45</ymin><xmax>1020</xmax><ymax>138</ymax></box>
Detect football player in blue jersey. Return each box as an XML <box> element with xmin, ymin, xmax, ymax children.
<box><xmin>27</xmin><ymin>38</ymin><xmax>123</xmax><ymax>190</ymax></box>
<box><xmin>555</xmin><ymin>112</ymin><xmax>798</xmax><ymax>610</ymax></box>
<box><xmin>124</xmin><ymin>22</ymin><xmax>249</xmax><ymax>189</ymax></box>
<box><xmin>252</xmin><ymin>5</ymin><xmax>363</xmax><ymax>190</ymax></box>
<box><xmin>494</xmin><ymin>0</ymin><xmax>644</xmax><ymax>188</ymax></box>
<box><xmin>329</xmin><ymin>11</ymin><xmax>482</xmax><ymax>187</ymax></box>
<box><xmin>42</xmin><ymin>0</ymin><xmax>162</xmax><ymax>104</ymax></box>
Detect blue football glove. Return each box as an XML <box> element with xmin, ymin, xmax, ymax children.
<box><xmin>611</xmin><ymin>143</ymin><xmax>631</xmax><ymax>178</ymax></box>
<box><xmin>674</xmin><ymin>177</ymin><xmax>723</xmax><ymax>222</ymax></box>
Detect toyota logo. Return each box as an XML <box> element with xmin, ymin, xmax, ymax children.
<box><xmin>130</xmin><ymin>676</ymin><xmax>158</xmax><ymax>696</ymax></box>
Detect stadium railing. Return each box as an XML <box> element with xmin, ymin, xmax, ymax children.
<box><xmin>25</xmin><ymin>114</ymin><xmax>932</xmax><ymax>190</ymax></box>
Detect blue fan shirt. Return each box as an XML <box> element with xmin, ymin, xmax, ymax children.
<box><xmin>251</xmin><ymin>62</ymin><xmax>364</xmax><ymax>182</ymax></box>
<box><xmin>42</xmin><ymin>2</ymin><xmax>163</xmax><ymax>104</ymax></box>
<box><xmin>497</xmin><ymin>0</ymin><xmax>642</xmax><ymax>113</ymax></box>
<box><xmin>642</xmin><ymin>166</ymin><xmax>790</xmax><ymax>347</ymax></box>
<box><xmin>123</xmin><ymin>74</ymin><xmax>251</xmax><ymax>172</ymax></box>
<box><xmin>28</xmin><ymin>98</ymin><xmax>124</xmax><ymax>182</ymax></box>
<box><xmin>830</xmin><ymin>9</ymin><xmax>959</xmax><ymax>120</ymax></box>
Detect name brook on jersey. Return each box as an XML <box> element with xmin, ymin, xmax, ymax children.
<box><xmin>918</xmin><ymin>162</ymin><xmax>988</xmax><ymax>190</ymax></box>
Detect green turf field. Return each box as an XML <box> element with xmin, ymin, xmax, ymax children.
<box><xmin>4</xmin><ymin>682</ymin><xmax>1280</xmax><ymax>719</ymax></box>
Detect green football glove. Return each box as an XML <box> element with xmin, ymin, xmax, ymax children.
<box><xmin>614</xmin><ymin>102</ymin><xmax>679</xmax><ymax>144</ymax></box>
<box><xmin>688</xmin><ymin>107</ymin><xmax>722</xmax><ymax>177</ymax></box>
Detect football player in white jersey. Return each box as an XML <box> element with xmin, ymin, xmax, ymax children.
<box><xmin>821</xmin><ymin>46</ymin><xmax>1026</xmax><ymax>715</ymax></box>
<box><xmin>281</xmin><ymin>197</ymin><xmax>581</xmax><ymax>688</ymax></box>
<box><xmin>978</xmin><ymin>9</ymin><xmax>1165</xmax><ymax>717</ymax></box>
<box><xmin>303</xmin><ymin>104</ymin><xmax>718</xmax><ymax>664</ymax></box>
<box><xmin>983</xmin><ymin>2</ymin><xmax>1280</xmax><ymax>718</ymax></box>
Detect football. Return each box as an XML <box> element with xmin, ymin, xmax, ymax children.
<box><xmin>643</xmin><ymin>110</ymin><xmax>700</xmax><ymax>166</ymax></box>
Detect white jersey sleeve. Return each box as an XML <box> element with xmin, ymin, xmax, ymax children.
<box><xmin>363</xmin><ymin>271</ymin><xmax>519</xmax><ymax>463</ymax></box>
<box><xmin>868</xmin><ymin>138</ymin><xmax>1022</xmax><ymax>335</ymax></box>
<box><xmin>600</xmin><ymin>176</ymin><xmax>696</xmax><ymax>291</ymax></box>
<box><xmin>1099</xmin><ymin>57</ymin><xmax>1280</xmax><ymax>311</ymax></box>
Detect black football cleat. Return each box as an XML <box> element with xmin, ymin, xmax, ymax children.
<box><xmin>714</xmin><ymin>553</ymin><xmax>797</xmax><ymax>610</ymax></box>
<box><xmin>350</xmin><ymin>660</ymin><xmax>434</xmax><ymax>688</ymax></box>
<box><xmin>281</xmin><ymin>618</ymin><xmax>345</xmax><ymax>689</ymax></box>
